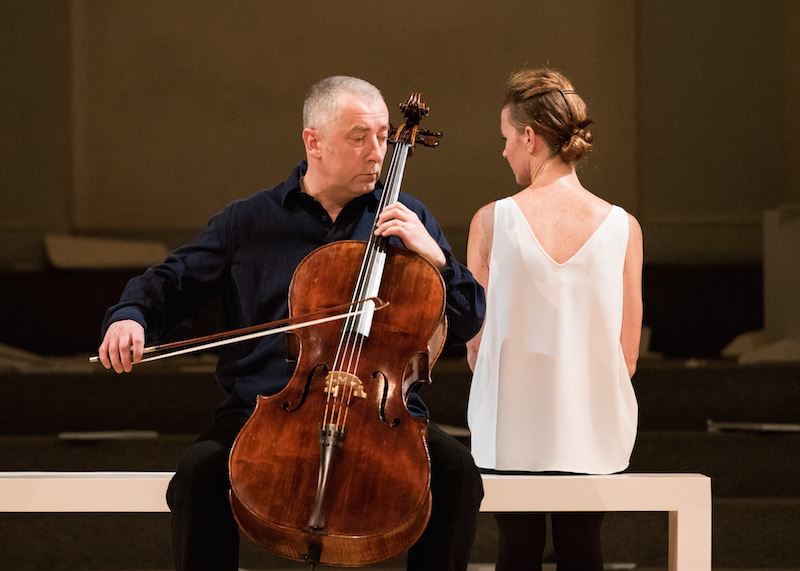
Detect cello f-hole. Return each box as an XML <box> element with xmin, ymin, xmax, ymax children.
<box><xmin>283</xmin><ymin>363</ymin><xmax>329</xmax><ymax>412</ymax></box>
<box><xmin>374</xmin><ymin>371</ymin><xmax>400</xmax><ymax>427</ymax></box>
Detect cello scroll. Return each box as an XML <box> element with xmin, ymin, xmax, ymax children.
<box><xmin>391</xmin><ymin>92</ymin><xmax>442</xmax><ymax>152</ymax></box>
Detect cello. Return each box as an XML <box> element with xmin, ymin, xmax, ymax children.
<box><xmin>228</xmin><ymin>93</ymin><xmax>445</xmax><ymax>567</ymax></box>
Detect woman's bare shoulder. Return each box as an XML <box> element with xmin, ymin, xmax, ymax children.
<box><xmin>626</xmin><ymin>211</ymin><xmax>643</xmax><ymax>245</ymax></box>
<box><xmin>469</xmin><ymin>200</ymin><xmax>498</xmax><ymax>236</ymax></box>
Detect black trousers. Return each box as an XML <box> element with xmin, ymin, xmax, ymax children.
<box><xmin>494</xmin><ymin>511</ymin><xmax>605</xmax><ymax>571</ymax></box>
<box><xmin>166</xmin><ymin>414</ymin><xmax>483</xmax><ymax>571</ymax></box>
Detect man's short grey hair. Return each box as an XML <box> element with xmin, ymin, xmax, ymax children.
<box><xmin>303</xmin><ymin>76</ymin><xmax>385</xmax><ymax>131</ymax></box>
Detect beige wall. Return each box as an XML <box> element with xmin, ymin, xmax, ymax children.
<box><xmin>1</xmin><ymin>0</ymin><xmax>797</xmax><ymax>267</ymax></box>
<box><xmin>68</xmin><ymin>1</ymin><xmax>638</xmax><ymax>253</ymax></box>
<box><xmin>3</xmin><ymin>0</ymin><xmax>637</xmax><ymax>265</ymax></box>
<box><xmin>638</xmin><ymin>1</ymin><xmax>789</xmax><ymax>262</ymax></box>
<box><xmin>1</xmin><ymin>0</ymin><xmax>72</xmax><ymax>266</ymax></box>
<box><xmin>785</xmin><ymin>0</ymin><xmax>800</xmax><ymax>203</ymax></box>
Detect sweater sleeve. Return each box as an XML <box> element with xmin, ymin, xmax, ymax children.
<box><xmin>101</xmin><ymin>208</ymin><xmax>232</xmax><ymax>343</ymax></box>
<box><xmin>401</xmin><ymin>194</ymin><xmax>486</xmax><ymax>346</ymax></box>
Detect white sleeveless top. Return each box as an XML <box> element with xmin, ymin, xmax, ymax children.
<box><xmin>467</xmin><ymin>198</ymin><xmax>637</xmax><ymax>474</ymax></box>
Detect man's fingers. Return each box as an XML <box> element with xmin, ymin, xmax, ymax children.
<box><xmin>131</xmin><ymin>336</ymin><xmax>145</xmax><ymax>364</ymax></box>
<box><xmin>97</xmin><ymin>320</ymin><xmax>144</xmax><ymax>374</ymax></box>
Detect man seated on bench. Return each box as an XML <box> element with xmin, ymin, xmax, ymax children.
<box><xmin>95</xmin><ymin>76</ymin><xmax>486</xmax><ymax>571</ymax></box>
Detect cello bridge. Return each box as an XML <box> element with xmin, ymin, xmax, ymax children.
<box><xmin>325</xmin><ymin>371</ymin><xmax>367</xmax><ymax>399</ymax></box>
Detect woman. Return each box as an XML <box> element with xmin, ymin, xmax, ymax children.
<box><xmin>466</xmin><ymin>68</ymin><xmax>643</xmax><ymax>570</ymax></box>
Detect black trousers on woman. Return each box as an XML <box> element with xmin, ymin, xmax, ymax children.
<box><xmin>494</xmin><ymin>511</ymin><xmax>605</xmax><ymax>571</ymax></box>
<box><xmin>166</xmin><ymin>413</ymin><xmax>483</xmax><ymax>571</ymax></box>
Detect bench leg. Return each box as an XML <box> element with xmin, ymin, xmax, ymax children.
<box><xmin>668</xmin><ymin>508</ymin><xmax>712</xmax><ymax>571</ymax></box>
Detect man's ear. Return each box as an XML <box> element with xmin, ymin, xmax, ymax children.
<box><xmin>303</xmin><ymin>127</ymin><xmax>323</xmax><ymax>158</ymax></box>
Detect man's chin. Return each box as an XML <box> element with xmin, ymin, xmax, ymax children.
<box><xmin>357</xmin><ymin>181</ymin><xmax>378</xmax><ymax>194</ymax></box>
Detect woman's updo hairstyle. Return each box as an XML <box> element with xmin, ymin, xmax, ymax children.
<box><xmin>503</xmin><ymin>68</ymin><xmax>593</xmax><ymax>162</ymax></box>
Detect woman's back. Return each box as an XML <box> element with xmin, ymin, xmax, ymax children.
<box><xmin>511</xmin><ymin>182</ymin><xmax>611</xmax><ymax>265</ymax></box>
<box><xmin>468</xmin><ymin>195</ymin><xmax>637</xmax><ymax>473</ymax></box>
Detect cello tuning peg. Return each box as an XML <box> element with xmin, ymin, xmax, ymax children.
<box><xmin>415</xmin><ymin>128</ymin><xmax>442</xmax><ymax>148</ymax></box>
<box><xmin>418</xmin><ymin>128</ymin><xmax>442</xmax><ymax>138</ymax></box>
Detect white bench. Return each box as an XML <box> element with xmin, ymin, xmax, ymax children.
<box><xmin>481</xmin><ymin>473</ymin><xmax>711</xmax><ymax>571</ymax></box>
<box><xmin>0</xmin><ymin>471</ymin><xmax>711</xmax><ymax>570</ymax></box>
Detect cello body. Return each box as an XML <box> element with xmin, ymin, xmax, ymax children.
<box><xmin>228</xmin><ymin>240</ymin><xmax>445</xmax><ymax>566</ymax></box>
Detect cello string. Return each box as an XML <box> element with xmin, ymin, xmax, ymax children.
<box><xmin>335</xmin><ymin>332</ymin><xmax>363</xmax><ymax>428</ymax></box>
<box><xmin>332</xmin><ymin>145</ymin><xmax>399</xmax><ymax>426</ymax></box>
<box><xmin>326</xmin><ymin>138</ymin><xmax>409</xmax><ymax>433</ymax></box>
<box><xmin>339</xmin><ymin>142</ymin><xmax>407</xmax><ymax>427</ymax></box>
<box><xmin>330</xmin><ymin>168</ymin><xmax>388</xmax><ymax>382</ymax></box>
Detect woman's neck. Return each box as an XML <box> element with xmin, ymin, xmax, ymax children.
<box><xmin>525</xmin><ymin>156</ymin><xmax>578</xmax><ymax>192</ymax></box>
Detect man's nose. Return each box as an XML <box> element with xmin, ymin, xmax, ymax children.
<box><xmin>367</xmin><ymin>136</ymin><xmax>386</xmax><ymax>162</ymax></box>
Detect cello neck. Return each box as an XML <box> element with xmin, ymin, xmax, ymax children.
<box><xmin>342</xmin><ymin>91</ymin><xmax>441</xmax><ymax>340</ymax></box>
<box><xmin>345</xmin><ymin>140</ymin><xmax>412</xmax><ymax>338</ymax></box>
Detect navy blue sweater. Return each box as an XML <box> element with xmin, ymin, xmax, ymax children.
<box><xmin>103</xmin><ymin>161</ymin><xmax>485</xmax><ymax>421</ymax></box>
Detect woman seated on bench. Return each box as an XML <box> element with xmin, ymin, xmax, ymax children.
<box><xmin>465</xmin><ymin>67</ymin><xmax>644</xmax><ymax>571</ymax></box>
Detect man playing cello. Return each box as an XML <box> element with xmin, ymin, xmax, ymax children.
<box><xmin>97</xmin><ymin>76</ymin><xmax>485</xmax><ymax>570</ymax></box>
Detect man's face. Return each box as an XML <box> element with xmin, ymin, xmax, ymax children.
<box><xmin>315</xmin><ymin>94</ymin><xmax>391</xmax><ymax>199</ymax></box>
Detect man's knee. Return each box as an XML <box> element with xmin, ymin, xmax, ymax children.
<box><xmin>167</xmin><ymin>439</ymin><xmax>230</xmax><ymax>508</ymax></box>
<box><xmin>428</xmin><ymin>426</ymin><xmax>484</xmax><ymax>506</ymax></box>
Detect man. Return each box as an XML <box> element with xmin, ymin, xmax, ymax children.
<box><xmin>97</xmin><ymin>76</ymin><xmax>485</xmax><ymax>571</ymax></box>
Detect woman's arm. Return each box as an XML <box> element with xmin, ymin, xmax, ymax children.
<box><xmin>621</xmin><ymin>213</ymin><xmax>644</xmax><ymax>378</ymax></box>
<box><xmin>465</xmin><ymin>202</ymin><xmax>495</xmax><ymax>371</ymax></box>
